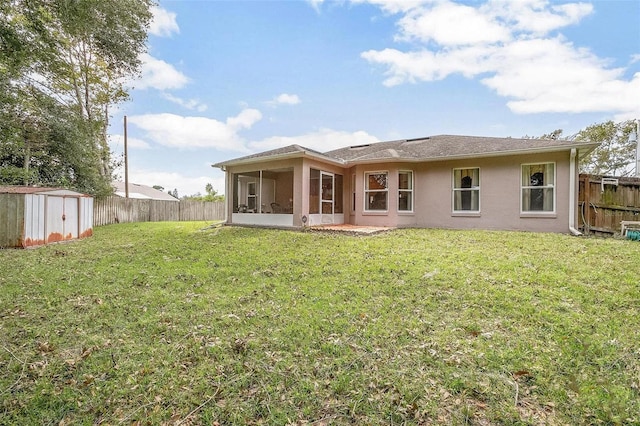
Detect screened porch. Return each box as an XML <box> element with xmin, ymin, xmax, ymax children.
<box><xmin>231</xmin><ymin>168</ymin><xmax>294</xmax><ymax>226</ymax></box>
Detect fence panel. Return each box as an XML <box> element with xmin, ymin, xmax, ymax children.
<box><xmin>150</xmin><ymin>200</ymin><xmax>180</xmax><ymax>222</ymax></box>
<box><xmin>94</xmin><ymin>197</ymin><xmax>224</xmax><ymax>226</ymax></box>
<box><xmin>579</xmin><ymin>174</ymin><xmax>640</xmax><ymax>235</ymax></box>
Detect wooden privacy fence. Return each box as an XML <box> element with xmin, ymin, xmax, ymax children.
<box><xmin>579</xmin><ymin>174</ymin><xmax>640</xmax><ymax>235</ymax></box>
<box><xmin>94</xmin><ymin>197</ymin><xmax>225</xmax><ymax>226</ymax></box>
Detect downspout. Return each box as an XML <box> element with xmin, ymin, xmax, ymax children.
<box><xmin>569</xmin><ymin>148</ymin><xmax>582</xmax><ymax>236</ymax></box>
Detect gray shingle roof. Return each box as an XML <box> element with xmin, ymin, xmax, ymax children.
<box><xmin>213</xmin><ymin>134</ymin><xmax>600</xmax><ymax>168</ymax></box>
<box><xmin>325</xmin><ymin>135</ymin><xmax>598</xmax><ymax>163</ymax></box>
<box><xmin>212</xmin><ymin>144</ymin><xmax>338</xmax><ymax>167</ymax></box>
<box><xmin>112</xmin><ymin>182</ymin><xmax>179</xmax><ymax>201</ymax></box>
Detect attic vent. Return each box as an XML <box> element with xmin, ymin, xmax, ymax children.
<box><xmin>402</xmin><ymin>136</ymin><xmax>431</xmax><ymax>146</ymax></box>
<box><xmin>349</xmin><ymin>144</ymin><xmax>371</xmax><ymax>149</ymax></box>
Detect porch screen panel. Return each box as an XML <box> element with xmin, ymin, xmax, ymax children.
<box><xmin>232</xmin><ymin>174</ymin><xmax>239</xmax><ymax>212</ymax></box>
<box><xmin>309</xmin><ymin>169</ymin><xmax>320</xmax><ymax>214</ymax></box>
<box><xmin>335</xmin><ymin>174</ymin><xmax>343</xmax><ymax>214</ymax></box>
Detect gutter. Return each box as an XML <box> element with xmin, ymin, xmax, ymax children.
<box><xmin>569</xmin><ymin>148</ymin><xmax>582</xmax><ymax>236</ymax></box>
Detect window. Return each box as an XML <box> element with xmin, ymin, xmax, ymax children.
<box><xmin>364</xmin><ymin>172</ymin><xmax>388</xmax><ymax>211</ymax></box>
<box><xmin>453</xmin><ymin>168</ymin><xmax>480</xmax><ymax>212</ymax></box>
<box><xmin>398</xmin><ymin>171</ymin><xmax>413</xmax><ymax>211</ymax></box>
<box><xmin>521</xmin><ymin>163</ymin><xmax>555</xmax><ymax>212</ymax></box>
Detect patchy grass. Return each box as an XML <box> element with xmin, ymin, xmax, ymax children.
<box><xmin>1</xmin><ymin>222</ymin><xmax>639</xmax><ymax>425</ymax></box>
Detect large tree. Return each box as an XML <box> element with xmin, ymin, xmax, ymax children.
<box><xmin>526</xmin><ymin>121</ymin><xmax>638</xmax><ymax>176</ymax></box>
<box><xmin>0</xmin><ymin>0</ymin><xmax>153</xmax><ymax>196</ymax></box>
<box><xmin>576</xmin><ymin>120</ymin><xmax>638</xmax><ymax>176</ymax></box>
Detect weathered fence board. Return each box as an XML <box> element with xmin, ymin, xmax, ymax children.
<box><xmin>94</xmin><ymin>197</ymin><xmax>224</xmax><ymax>226</ymax></box>
<box><xmin>579</xmin><ymin>174</ymin><xmax>640</xmax><ymax>235</ymax></box>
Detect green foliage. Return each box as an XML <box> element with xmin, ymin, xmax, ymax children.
<box><xmin>0</xmin><ymin>0</ymin><xmax>153</xmax><ymax>195</ymax></box>
<box><xmin>1</xmin><ymin>223</ymin><xmax>639</xmax><ymax>425</ymax></box>
<box><xmin>576</xmin><ymin>120</ymin><xmax>637</xmax><ymax>176</ymax></box>
<box><xmin>182</xmin><ymin>183</ymin><xmax>226</xmax><ymax>202</ymax></box>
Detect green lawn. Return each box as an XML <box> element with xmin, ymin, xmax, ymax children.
<box><xmin>1</xmin><ymin>222</ymin><xmax>639</xmax><ymax>425</ymax></box>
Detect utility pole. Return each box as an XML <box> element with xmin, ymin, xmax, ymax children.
<box><xmin>124</xmin><ymin>115</ymin><xmax>129</xmax><ymax>198</ymax></box>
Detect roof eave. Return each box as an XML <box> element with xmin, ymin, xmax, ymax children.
<box><xmin>212</xmin><ymin>150</ymin><xmax>345</xmax><ymax>169</ymax></box>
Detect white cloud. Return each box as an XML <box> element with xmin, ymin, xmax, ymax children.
<box><xmin>149</xmin><ymin>6</ymin><xmax>180</xmax><ymax>37</ymax></box>
<box><xmin>108</xmin><ymin>134</ymin><xmax>151</xmax><ymax>150</ymax></box>
<box><xmin>161</xmin><ymin>93</ymin><xmax>208</xmax><ymax>112</ymax></box>
<box><xmin>248</xmin><ymin>128</ymin><xmax>379</xmax><ymax>153</ymax></box>
<box><xmin>307</xmin><ymin>0</ymin><xmax>324</xmax><ymax>13</ymax></box>
<box><xmin>135</xmin><ymin>53</ymin><xmax>189</xmax><ymax>91</ymax></box>
<box><xmin>351</xmin><ymin>0</ymin><xmax>430</xmax><ymax>14</ymax></box>
<box><xmin>487</xmin><ymin>1</ymin><xmax>593</xmax><ymax>35</ymax></box>
<box><xmin>396</xmin><ymin>2</ymin><xmax>511</xmax><ymax>45</ymax></box>
<box><xmin>128</xmin><ymin>109</ymin><xmax>262</xmax><ymax>151</ymax></box>
<box><xmin>226</xmin><ymin>108</ymin><xmax>263</xmax><ymax>131</ymax></box>
<box><xmin>275</xmin><ymin>93</ymin><xmax>301</xmax><ymax>105</ymax></box>
<box><xmin>360</xmin><ymin>0</ymin><xmax>640</xmax><ymax>118</ymax></box>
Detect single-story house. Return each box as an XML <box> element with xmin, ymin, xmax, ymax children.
<box><xmin>212</xmin><ymin>135</ymin><xmax>600</xmax><ymax>234</ymax></box>
<box><xmin>112</xmin><ymin>181</ymin><xmax>179</xmax><ymax>201</ymax></box>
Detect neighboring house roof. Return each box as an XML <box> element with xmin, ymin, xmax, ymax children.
<box><xmin>0</xmin><ymin>186</ymin><xmax>89</xmax><ymax>197</ymax></box>
<box><xmin>213</xmin><ymin>135</ymin><xmax>600</xmax><ymax>168</ymax></box>
<box><xmin>112</xmin><ymin>182</ymin><xmax>179</xmax><ymax>201</ymax></box>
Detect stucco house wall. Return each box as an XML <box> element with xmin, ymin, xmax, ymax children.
<box><xmin>214</xmin><ymin>136</ymin><xmax>595</xmax><ymax>233</ymax></box>
<box><xmin>347</xmin><ymin>151</ymin><xmax>572</xmax><ymax>232</ymax></box>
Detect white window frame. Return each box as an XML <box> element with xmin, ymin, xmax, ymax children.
<box><xmin>452</xmin><ymin>167</ymin><xmax>480</xmax><ymax>213</ymax></box>
<box><xmin>398</xmin><ymin>170</ymin><xmax>414</xmax><ymax>212</ymax></box>
<box><xmin>521</xmin><ymin>162</ymin><xmax>556</xmax><ymax>214</ymax></box>
<box><xmin>364</xmin><ymin>171</ymin><xmax>388</xmax><ymax>212</ymax></box>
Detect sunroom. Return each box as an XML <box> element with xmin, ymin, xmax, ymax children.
<box><xmin>231</xmin><ymin>167</ymin><xmax>295</xmax><ymax>227</ymax></box>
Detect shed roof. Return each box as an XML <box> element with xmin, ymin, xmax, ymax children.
<box><xmin>0</xmin><ymin>186</ymin><xmax>89</xmax><ymax>196</ymax></box>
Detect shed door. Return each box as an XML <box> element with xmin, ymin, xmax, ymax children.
<box><xmin>46</xmin><ymin>196</ymin><xmax>79</xmax><ymax>243</ymax></box>
<box><xmin>46</xmin><ymin>196</ymin><xmax>65</xmax><ymax>243</ymax></box>
<box><xmin>64</xmin><ymin>197</ymin><xmax>79</xmax><ymax>239</ymax></box>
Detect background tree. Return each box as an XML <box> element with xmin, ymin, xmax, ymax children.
<box><xmin>181</xmin><ymin>183</ymin><xmax>225</xmax><ymax>202</ymax></box>
<box><xmin>576</xmin><ymin>120</ymin><xmax>637</xmax><ymax>176</ymax></box>
<box><xmin>0</xmin><ymin>0</ymin><xmax>153</xmax><ymax>196</ymax></box>
<box><xmin>525</xmin><ymin>121</ymin><xmax>638</xmax><ymax>176</ymax></box>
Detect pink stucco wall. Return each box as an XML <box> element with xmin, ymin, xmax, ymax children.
<box><xmin>223</xmin><ymin>150</ymin><xmax>578</xmax><ymax>233</ymax></box>
<box><xmin>348</xmin><ymin>151</ymin><xmax>575</xmax><ymax>233</ymax></box>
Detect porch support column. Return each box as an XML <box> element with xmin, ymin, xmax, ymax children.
<box><xmin>294</xmin><ymin>161</ymin><xmax>307</xmax><ymax>227</ymax></box>
<box><xmin>225</xmin><ymin>168</ymin><xmax>233</xmax><ymax>224</ymax></box>
<box><xmin>259</xmin><ymin>170</ymin><xmax>263</xmax><ymax>214</ymax></box>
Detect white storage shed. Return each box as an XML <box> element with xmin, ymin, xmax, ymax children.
<box><xmin>0</xmin><ymin>186</ymin><xmax>93</xmax><ymax>248</ymax></box>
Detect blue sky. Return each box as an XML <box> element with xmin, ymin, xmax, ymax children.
<box><xmin>108</xmin><ymin>0</ymin><xmax>640</xmax><ymax>197</ymax></box>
